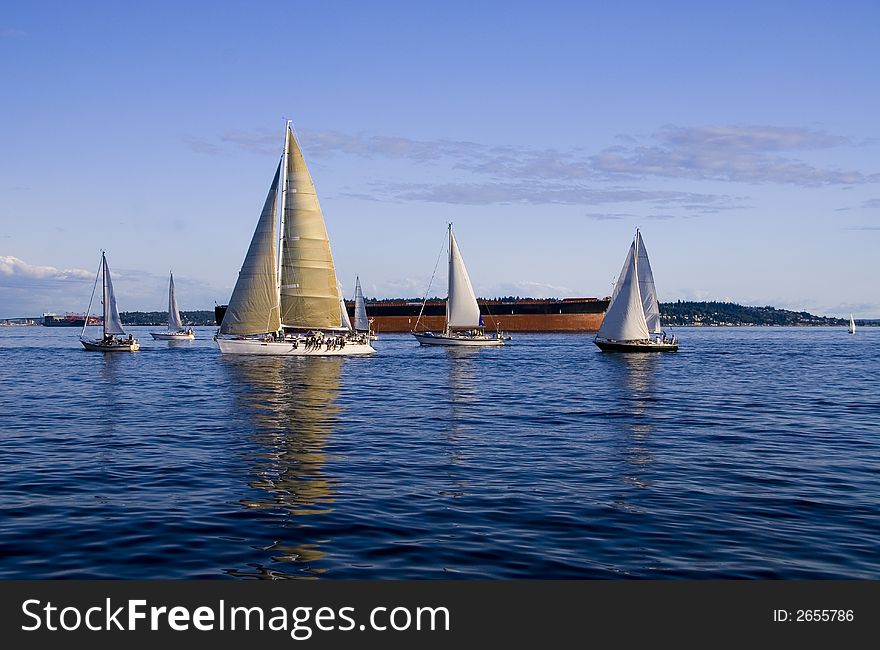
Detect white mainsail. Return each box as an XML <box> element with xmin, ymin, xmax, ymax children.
<box><xmin>849</xmin><ymin>314</ymin><xmax>856</xmax><ymax>334</ymax></box>
<box><xmin>446</xmin><ymin>225</ymin><xmax>481</xmax><ymax>330</ymax></box>
<box><xmin>167</xmin><ymin>273</ymin><xmax>183</xmax><ymax>331</ymax></box>
<box><xmin>354</xmin><ymin>276</ymin><xmax>369</xmax><ymax>332</ymax></box>
<box><xmin>102</xmin><ymin>253</ymin><xmax>126</xmax><ymax>335</ymax></box>
<box><xmin>220</xmin><ymin>162</ymin><xmax>282</xmax><ymax>336</ymax></box>
<box><xmin>279</xmin><ymin>126</ymin><xmax>342</xmax><ymax>329</ymax></box>
<box><xmin>596</xmin><ymin>237</ymin><xmax>651</xmax><ymax>342</ymax></box>
<box><xmin>636</xmin><ymin>232</ymin><xmax>662</xmax><ymax>335</ymax></box>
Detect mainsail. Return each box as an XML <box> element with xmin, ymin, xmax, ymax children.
<box><xmin>596</xmin><ymin>238</ymin><xmax>650</xmax><ymax>342</ymax></box>
<box><xmin>102</xmin><ymin>254</ymin><xmax>126</xmax><ymax>335</ymax></box>
<box><xmin>446</xmin><ymin>225</ymin><xmax>481</xmax><ymax>329</ymax></box>
<box><xmin>167</xmin><ymin>273</ymin><xmax>183</xmax><ymax>331</ymax></box>
<box><xmin>220</xmin><ymin>162</ymin><xmax>282</xmax><ymax>336</ymax></box>
<box><xmin>636</xmin><ymin>232</ymin><xmax>662</xmax><ymax>335</ymax></box>
<box><xmin>279</xmin><ymin>126</ymin><xmax>342</xmax><ymax>329</ymax></box>
<box><xmin>354</xmin><ymin>276</ymin><xmax>369</xmax><ymax>332</ymax></box>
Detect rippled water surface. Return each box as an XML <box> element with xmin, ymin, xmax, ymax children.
<box><xmin>0</xmin><ymin>326</ymin><xmax>878</xmax><ymax>578</ymax></box>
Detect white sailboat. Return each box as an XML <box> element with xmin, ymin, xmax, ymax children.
<box><xmin>215</xmin><ymin>122</ymin><xmax>375</xmax><ymax>356</ymax></box>
<box><xmin>848</xmin><ymin>314</ymin><xmax>856</xmax><ymax>335</ymax></box>
<box><xmin>353</xmin><ymin>276</ymin><xmax>378</xmax><ymax>340</ymax></box>
<box><xmin>80</xmin><ymin>252</ymin><xmax>140</xmax><ymax>351</ymax></box>
<box><xmin>594</xmin><ymin>229</ymin><xmax>678</xmax><ymax>352</ymax></box>
<box><xmin>412</xmin><ymin>224</ymin><xmax>506</xmax><ymax>347</ymax></box>
<box><xmin>150</xmin><ymin>273</ymin><xmax>194</xmax><ymax>340</ymax></box>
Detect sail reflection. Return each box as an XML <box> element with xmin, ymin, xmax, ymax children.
<box><xmin>609</xmin><ymin>354</ymin><xmax>659</xmax><ymax>490</ymax></box>
<box><xmin>222</xmin><ymin>356</ymin><xmax>342</xmax><ymax>576</ymax></box>
<box><xmin>446</xmin><ymin>347</ymin><xmax>480</xmax><ymax>405</ymax></box>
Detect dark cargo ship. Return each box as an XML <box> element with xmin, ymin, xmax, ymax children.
<box><xmin>42</xmin><ymin>313</ymin><xmax>101</xmax><ymax>327</ymax></box>
<box><xmin>215</xmin><ymin>297</ymin><xmax>609</xmax><ymax>333</ymax></box>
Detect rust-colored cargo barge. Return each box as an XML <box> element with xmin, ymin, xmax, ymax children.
<box><xmin>216</xmin><ymin>298</ymin><xmax>608</xmax><ymax>332</ymax></box>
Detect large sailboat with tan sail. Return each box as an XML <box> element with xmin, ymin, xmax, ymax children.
<box><xmin>215</xmin><ymin>122</ymin><xmax>374</xmax><ymax>356</ymax></box>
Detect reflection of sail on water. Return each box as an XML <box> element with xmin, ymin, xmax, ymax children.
<box><xmin>611</xmin><ymin>355</ymin><xmax>658</xmax><ymax>490</ymax></box>
<box><xmin>223</xmin><ymin>357</ymin><xmax>342</xmax><ymax>574</ymax></box>
<box><xmin>448</xmin><ymin>348</ymin><xmax>480</xmax><ymax>405</ymax></box>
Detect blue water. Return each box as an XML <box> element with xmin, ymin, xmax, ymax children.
<box><xmin>0</xmin><ymin>326</ymin><xmax>877</xmax><ymax>579</ymax></box>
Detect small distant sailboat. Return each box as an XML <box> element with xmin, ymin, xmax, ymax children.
<box><xmin>150</xmin><ymin>273</ymin><xmax>194</xmax><ymax>340</ymax></box>
<box><xmin>353</xmin><ymin>276</ymin><xmax>378</xmax><ymax>341</ymax></box>
<box><xmin>848</xmin><ymin>314</ymin><xmax>856</xmax><ymax>335</ymax></box>
<box><xmin>215</xmin><ymin>121</ymin><xmax>375</xmax><ymax>356</ymax></box>
<box><xmin>412</xmin><ymin>224</ymin><xmax>506</xmax><ymax>347</ymax></box>
<box><xmin>80</xmin><ymin>252</ymin><xmax>140</xmax><ymax>351</ymax></box>
<box><xmin>594</xmin><ymin>229</ymin><xmax>678</xmax><ymax>352</ymax></box>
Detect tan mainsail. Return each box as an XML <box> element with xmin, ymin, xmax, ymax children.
<box><xmin>220</xmin><ymin>163</ymin><xmax>282</xmax><ymax>335</ymax></box>
<box><xmin>279</xmin><ymin>127</ymin><xmax>342</xmax><ymax>329</ymax></box>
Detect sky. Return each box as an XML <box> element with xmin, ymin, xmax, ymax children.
<box><xmin>1</xmin><ymin>0</ymin><xmax>878</xmax><ymax>318</ymax></box>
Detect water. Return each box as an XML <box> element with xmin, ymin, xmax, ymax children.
<box><xmin>0</xmin><ymin>326</ymin><xmax>877</xmax><ymax>579</ymax></box>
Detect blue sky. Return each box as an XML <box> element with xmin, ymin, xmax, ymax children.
<box><xmin>2</xmin><ymin>1</ymin><xmax>878</xmax><ymax>317</ymax></box>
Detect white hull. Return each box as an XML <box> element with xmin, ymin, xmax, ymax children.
<box><xmin>150</xmin><ymin>331</ymin><xmax>195</xmax><ymax>340</ymax></box>
<box><xmin>216</xmin><ymin>337</ymin><xmax>375</xmax><ymax>356</ymax></box>
<box><xmin>412</xmin><ymin>332</ymin><xmax>505</xmax><ymax>347</ymax></box>
<box><xmin>81</xmin><ymin>338</ymin><xmax>140</xmax><ymax>352</ymax></box>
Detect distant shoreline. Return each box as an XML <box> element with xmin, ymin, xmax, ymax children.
<box><xmin>3</xmin><ymin>300</ymin><xmax>875</xmax><ymax>328</ymax></box>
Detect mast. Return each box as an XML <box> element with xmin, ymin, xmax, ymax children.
<box><xmin>445</xmin><ymin>223</ymin><xmax>452</xmax><ymax>335</ymax></box>
<box><xmin>102</xmin><ymin>252</ymin><xmax>107</xmax><ymax>337</ymax></box>
<box><xmin>277</xmin><ymin>120</ymin><xmax>291</xmax><ymax>326</ymax></box>
<box><xmin>634</xmin><ymin>228</ymin><xmax>640</xmax><ymax>282</ymax></box>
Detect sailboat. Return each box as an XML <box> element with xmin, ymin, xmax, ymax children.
<box><xmin>215</xmin><ymin>122</ymin><xmax>375</xmax><ymax>356</ymax></box>
<box><xmin>848</xmin><ymin>314</ymin><xmax>856</xmax><ymax>335</ymax></box>
<box><xmin>150</xmin><ymin>273</ymin><xmax>194</xmax><ymax>340</ymax></box>
<box><xmin>353</xmin><ymin>276</ymin><xmax>378</xmax><ymax>340</ymax></box>
<box><xmin>412</xmin><ymin>224</ymin><xmax>506</xmax><ymax>347</ymax></box>
<box><xmin>594</xmin><ymin>229</ymin><xmax>678</xmax><ymax>352</ymax></box>
<box><xmin>80</xmin><ymin>252</ymin><xmax>140</xmax><ymax>351</ymax></box>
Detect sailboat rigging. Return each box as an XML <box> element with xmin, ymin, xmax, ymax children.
<box><xmin>594</xmin><ymin>230</ymin><xmax>678</xmax><ymax>352</ymax></box>
<box><xmin>150</xmin><ymin>273</ymin><xmax>194</xmax><ymax>340</ymax></box>
<box><xmin>215</xmin><ymin>122</ymin><xmax>375</xmax><ymax>356</ymax></box>
<box><xmin>412</xmin><ymin>224</ymin><xmax>506</xmax><ymax>347</ymax></box>
<box><xmin>80</xmin><ymin>252</ymin><xmax>140</xmax><ymax>352</ymax></box>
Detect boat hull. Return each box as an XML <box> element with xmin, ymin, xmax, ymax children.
<box><xmin>150</xmin><ymin>331</ymin><xmax>195</xmax><ymax>340</ymax></box>
<box><xmin>216</xmin><ymin>337</ymin><xmax>375</xmax><ymax>356</ymax></box>
<box><xmin>81</xmin><ymin>338</ymin><xmax>140</xmax><ymax>352</ymax></box>
<box><xmin>412</xmin><ymin>332</ymin><xmax>505</xmax><ymax>347</ymax></box>
<box><xmin>594</xmin><ymin>339</ymin><xmax>678</xmax><ymax>352</ymax></box>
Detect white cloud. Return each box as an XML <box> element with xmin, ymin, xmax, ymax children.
<box><xmin>0</xmin><ymin>256</ymin><xmax>92</xmax><ymax>283</ymax></box>
<box><xmin>0</xmin><ymin>256</ymin><xmax>224</xmax><ymax>316</ymax></box>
